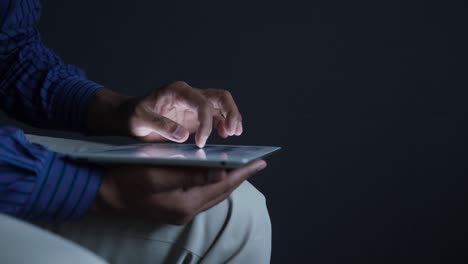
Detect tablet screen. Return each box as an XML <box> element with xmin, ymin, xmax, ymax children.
<box><xmin>72</xmin><ymin>143</ymin><xmax>280</xmax><ymax>168</ymax></box>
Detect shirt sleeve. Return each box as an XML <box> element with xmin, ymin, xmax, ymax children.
<box><xmin>0</xmin><ymin>126</ymin><xmax>103</xmax><ymax>221</ymax></box>
<box><xmin>0</xmin><ymin>0</ymin><xmax>103</xmax><ymax>131</ymax></box>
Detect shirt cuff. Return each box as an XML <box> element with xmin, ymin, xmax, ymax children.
<box><xmin>22</xmin><ymin>152</ymin><xmax>103</xmax><ymax>221</ymax></box>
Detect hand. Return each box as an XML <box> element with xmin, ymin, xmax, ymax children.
<box><xmin>86</xmin><ymin>81</ymin><xmax>243</xmax><ymax>147</ymax></box>
<box><xmin>92</xmin><ymin>160</ymin><xmax>267</xmax><ymax>224</ymax></box>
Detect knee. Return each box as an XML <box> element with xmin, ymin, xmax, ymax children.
<box><xmin>231</xmin><ymin>181</ymin><xmax>271</xmax><ymax>233</ymax></box>
<box><xmin>203</xmin><ymin>181</ymin><xmax>271</xmax><ymax>263</ymax></box>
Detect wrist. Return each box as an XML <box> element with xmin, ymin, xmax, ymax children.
<box><xmin>91</xmin><ymin>170</ymin><xmax>126</xmax><ymax>213</ymax></box>
<box><xmin>85</xmin><ymin>88</ymin><xmax>133</xmax><ymax>135</ymax></box>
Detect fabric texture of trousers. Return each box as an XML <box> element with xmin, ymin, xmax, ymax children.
<box><xmin>0</xmin><ymin>213</ymin><xmax>107</xmax><ymax>264</ymax></box>
<box><xmin>38</xmin><ymin>180</ymin><xmax>272</xmax><ymax>263</ymax></box>
<box><xmin>0</xmin><ymin>180</ymin><xmax>271</xmax><ymax>263</ymax></box>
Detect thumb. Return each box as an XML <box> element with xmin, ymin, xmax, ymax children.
<box><xmin>131</xmin><ymin>111</ymin><xmax>190</xmax><ymax>142</ymax></box>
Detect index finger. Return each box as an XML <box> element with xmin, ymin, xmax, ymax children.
<box><xmin>172</xmin><ymin>83</ymin><xmax>213</xmax><ymax>148</ymax></box>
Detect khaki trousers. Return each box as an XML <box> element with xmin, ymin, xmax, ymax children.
<box><xmin>0</xmin><ymin>181</ymin><xmax>271</xmax><ymax>263</ymax></box>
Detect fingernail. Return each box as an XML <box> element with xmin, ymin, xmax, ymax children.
<box><xmin>173</xmin><ymin>126</ymin><xmax>186</xmax><ymax>140</ymax></box>
<box><xmin>236</xmin><ymin>122</ymin><xmax>243</xmax><ymax>136</ymax></box>
<box><xmin>202</xmin><ymin>135</ymin><xmax>208</xmax><ymax>146</ymax></box>
<box><xmin>230</xmin><ymin>121</ymin><xmax>236</xmax><ymax>135</ymax></box>
<box><xmin>196</xmin><ymin>135</ymin><xmax>208</xmax><ymax>148</ymax></box>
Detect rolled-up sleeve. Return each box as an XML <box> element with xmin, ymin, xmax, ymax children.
<box><xmin>0</xmin><ymin>0</ymin><xmax>103</xmax><ymax>131</ymax></box>
<box><xmin>0</xmin><ymin>0</ymin><xmax>104</xmax><ymax>221</ymax></box>
<box><xmin>0</xmin><ymin>127</ymin><xmax>102</xmax><ymax>221</ymax></box>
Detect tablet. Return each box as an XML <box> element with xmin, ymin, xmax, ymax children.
<box><xmin>69</xmin><ymin>143</ymin><xmax>281</xmax><ymax>169</ymax></box>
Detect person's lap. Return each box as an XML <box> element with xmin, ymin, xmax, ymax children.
<box><xmin>31</xmin><ymin>180</ymin><xmax>271</xmax><ymax>264</ymax></box>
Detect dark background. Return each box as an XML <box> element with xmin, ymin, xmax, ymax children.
<box><xmin>1</xmin><ymin>0</ymin><xmax>468</xmax><ymax>263</ymax></box>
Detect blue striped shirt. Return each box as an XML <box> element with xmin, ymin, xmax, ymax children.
<box><xmin>0</xmin><ymin>0</ymin><xmax>103</xmax><ymax>221</ymax></box>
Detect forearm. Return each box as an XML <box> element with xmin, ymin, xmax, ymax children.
<box><xmin>0</xmin><ymin>0</ymin><xmax>103</xmax><ymax>131</ymax></box>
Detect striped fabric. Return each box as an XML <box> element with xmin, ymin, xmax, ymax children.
<box><xmin>0</xmin><ymin>0</ymin><xmax>103</xmax><ymax>221</ymax></box>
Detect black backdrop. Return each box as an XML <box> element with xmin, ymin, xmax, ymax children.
<box><xmin>2</xmin><ymin>0</ymin><xmax>468</xmax><ymax>263</ymax></box>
